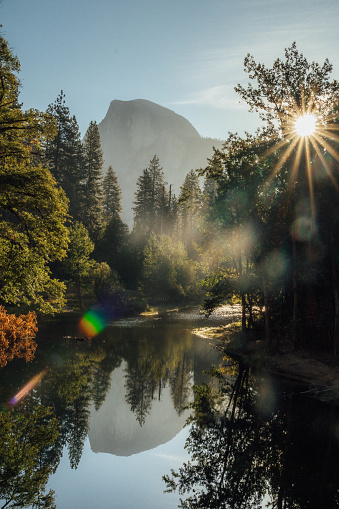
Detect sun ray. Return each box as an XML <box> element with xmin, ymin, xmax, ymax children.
<box><xmin>316</xmin><ymin>129</ymin><xmax>339</xmax><ymax>143</ymax></box>
<box><xmin>305</xmin><ymin>137</ymin><xmax>315</xmax><ymax>218</ymax></box>
<box><xmin>260</xmin><ymin>136</ymin><xmax>293</xmax><ymax>161</ymax></box>
<box><xmin>264</xmin><ymin>136</ymin><xmax>300</xmax><ymax>187</ymax></box>
<box><xmin>289</xmin><ymin>138</ymin><xmax>304</xmax><ymax>189</ymax></box>
<box><xmin>253</xmin><ymin>84</ymin><xmax>339</xmax><ymax>215</ymax></box>
<box><xmin>309</xmin><ymin>137</ymin><xmax>339</xmax><ymax>192</ymax></box>
<box><xmin>312</xmin><ymin>133</ymin><xmax>339</xmax><ymax>163</ymax></box>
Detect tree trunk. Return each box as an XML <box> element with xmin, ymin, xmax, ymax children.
<box><xmin>262</xmin><ymin>272</ymin><xmax>270</xmax><ymax>345</ymax></box>
<box><xmin>76</xmin><ymin>279</ymin><xmax>83</xmax><ymax>311</ymax></box>
<box><xmin>241</xmin><ymin>293</ymin><xmax>247</xmax><ymax>333</ymax></box>
<box><xmin>292</xmin><ymin>235</ymin><xmax>298</xmax><ymax>347</ymax></box>
<box><xmin>330</xmin><ymin>229</ymin><xmax>339</xmax><ymax>354</ymax></box>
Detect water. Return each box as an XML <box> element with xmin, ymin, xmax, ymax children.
<box><xmin>0</xmin><ymin>308</ymin><xmax>224</xmax><ymax>509</ymax></box>
<box><xmin>0</xmin><ymin>307</ymin><xmax>339</xmax><ymax>508</ymax></box>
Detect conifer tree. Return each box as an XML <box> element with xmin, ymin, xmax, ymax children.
<box><xmin>45</xmin><ymin>91</ymin><xmax>84</xmax><ymax>221</ymax></box>
<box><xmin>178</xmin><ymin>170</ymin><xmax>202</xmax><ymax>249</ymax></box>
<box><xmin>82</xmin><ymin>121</ymin><xmax>104</xmax><ymax>239</ymax></box>
<box><xmin>133</xmin><ymin>155</ymin><xmax>167</xmax><ymax>235</ymax></box>
<box><xmin>102</xmin><ymin>165</ymin><xmax>122</xmax><ymax>222</ymax></box>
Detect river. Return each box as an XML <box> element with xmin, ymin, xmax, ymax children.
<box><xmin>0</xmin><ymin>307</ymin><xmax>338</xmax><ymax>508</ymax></box>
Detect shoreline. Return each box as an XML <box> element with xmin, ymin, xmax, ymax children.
<box><xmin>224</xmin><ymin>339</ymin><xmax>339</xmax><ymax>406</ymax></box>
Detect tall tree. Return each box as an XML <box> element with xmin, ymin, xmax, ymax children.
<box><xmin>102</xmin><ymin>165</ymin><xmax>122</xmax><ymax>222</ymax></box>
<box><xmin>0</xmin><ymin>35</ymin><xmax>69</xmax><ymax>312</ymax></box>
<box><xmin>199</xmin><ymin>132</ymin><xmax>268</xmax><ymax>333</ymax></box>
<box><xmin>63</xmin><ymin>222</ymin><xmax>94</xmax><ymax>310</ymax></box>
<box><xmin>44</xmin><ymin>91</ymin><xmax>84</xmax><ymax>221</ymax></box>
<box><xmin>82</xmin><ymin>121</ymin><xmax>104</xmax><ymax>239</ymax></box>
<box><xmin>133</xmin><ymin>155</ymin><xmax>168</xmax><ymax>236</ymax></box>
<box><xmin>235</xmin><ymin>42</ymin><xmax>339</xmax><ymax>348</ymax></box>
<box><xmin>178</xmin><ymin>169</ymin><xmax>203</xmax><ymax>252</ymax></box>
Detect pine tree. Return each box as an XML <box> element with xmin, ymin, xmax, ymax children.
<box><xmin>133</xmin><ymin>155</ymin><xmax>167</xmax><ymax>236</ymax></box>
<box><xmin>102</xmin><ymin>165</ymin><xmax>122</xmax><ymax>222</ymax></box>
<box><xmin>178</xmin><ymin>170</ymin><xmax>202</xmax><ymax>249</ymax></box>
<box><xmin>45</xmin><ymin>91</ymin><xmax>84</xmax><ymax>221</ymax></box>
<box><xmin>82</xmin><ymin>121</ymin><xmax>104</xmax><ymax>239</ymax></box>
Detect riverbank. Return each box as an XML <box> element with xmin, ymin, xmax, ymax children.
<box><xmin>217</xmin><ymin>327</ymin><xmax>339</xmax><ymax>406</ymax></box>
<box><xmin>189</xmin><ymin>301</ymin><xmax>339</xmax><ymax>406</ymax></box>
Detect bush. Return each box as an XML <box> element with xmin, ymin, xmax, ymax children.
<box><xmin>0</xmin><ymin>306</ymin><xmax>38</xmax><ymax>367</ymax></box>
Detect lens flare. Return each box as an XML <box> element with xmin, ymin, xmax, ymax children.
<box><xmin>295</xmin><ymin>113</ymin><xmax>317</xmax><ymax>137</ymax></box>
<box><xmin>79</xmin><ymin>309</ymin><xmax>107</xmax><ymax>338</ymax></box>
<box><xmin>9</xmin><ymin>370</ymin><xmax>46</xmax><ymax>406</ymax></box>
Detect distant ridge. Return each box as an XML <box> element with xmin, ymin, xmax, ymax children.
<box><xmin>98</xmin><ymin>99</ymin><xmax>224</xmax><ymax>225</ymax></box>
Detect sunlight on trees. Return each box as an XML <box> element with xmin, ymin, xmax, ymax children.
<box><xmin>0</xmin><ymin>35</ymin><xmax>69</xmax><ymax>313</ymax></box>
<box><xmin>141</xmin><ymin>234</ymin><xmax>199</xmax><ymax>303</ymax></box>
<box><xmin>199</xmin><ymin>43</ymin><xmax>339</xmax><ymax>349</ymax></box>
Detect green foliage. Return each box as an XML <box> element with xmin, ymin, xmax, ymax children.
<box><xmin>82</xmin><ymin>121</ymin><xmax>104</xmax><ymax>239</ymax></box>
<box><xmin>140</xmin><ymin>234</ymin><xmax>199</xmax><ymax>303</ymax></box>
<box><xmin>102</xmin><ymin>165</ymin><xmax>122</xmax><ymax>222</ymax></box>
<box><xmin>133</xmin><ymin>155</ymin><xmax>169</xmax><ymax>236</ymax></box>
<box><xmin>45</xmin><ymin>91</ymin><xmax>85</xmax><ymax>222</ymax></box>
<box><xmin>0</xmin><ymin>35</ymin><xmax>69</xmax><ymax>312</ymax></box>
<box><xmin>63</xmin><ymin>222</ymin><xmax>94</xmax><ymax>309</ymax></box>
<box><xmin>94</xmin><ymin>216</ymin><xmax>130</xmax><ymax>285</ymax></box>
<box><xmin>197</xmin><ymin>44</ymin><xmax>339</xmax><ymax>346</ymax></box>
<box><xmin>0</xmin><ymin>406</ymin><xmax>59</xmax><ymax>508</ymax></box>
<box><xmin>0</xmin><ymin>38</ymin><xmax>56</xmax><ymax>163</ymax></box>
<box><xmin>177</xmin><ymin>170</ymin><xmax>203</xmax><ymax>254</ymax></box>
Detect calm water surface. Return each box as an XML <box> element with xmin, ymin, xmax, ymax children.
<box><xmin>1</xmin><ymin>307</ymin><xmax>339</xmax><ymax>508</ymax></box>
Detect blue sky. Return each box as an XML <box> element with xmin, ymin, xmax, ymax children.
<box><xmin>1</xmin><ymin>0</ymin><xmax>339</xmax><ymax>140</ymax></box>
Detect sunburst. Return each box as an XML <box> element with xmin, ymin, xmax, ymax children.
<box><xmin>261</xmin><ymin>97</ymin><xmax>339</xmax><ymax>219</ymax></box>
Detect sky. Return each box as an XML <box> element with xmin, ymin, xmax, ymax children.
<box><xmin>1</xmin><ymin>0</ymin><xmax>339</xmax><ymax>140</ymax></box>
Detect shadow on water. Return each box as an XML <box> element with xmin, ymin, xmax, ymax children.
<box><xmin>163</xmin><ymin>358</ymin><xmax>339</xmax><ymax>508</ymax></box>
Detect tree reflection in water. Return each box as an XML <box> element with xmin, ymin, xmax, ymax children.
<box><xmin>0</xmin><ymin>320</ymin><xmax>206</xmax><ymax>506</ymax></box>
<box><xmin>0</xmin><ymin>406</ymin><xmax>59</xmax><ymax>509</ymax></box>
<box><xmin>163</xmin><ymin>361</ymin><xmax>339</xmax><ymax>508</ymax></box>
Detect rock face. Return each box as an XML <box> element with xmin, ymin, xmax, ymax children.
<box><xmin>98</xmin><ymin>99</ymin><xmax>223</xmax><ymax>226</ymax></box>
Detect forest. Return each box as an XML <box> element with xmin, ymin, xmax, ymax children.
<box><xmin>1</xmin><ymin>31</ymin><xmax>339</xmax><ymax>371</ymax></box>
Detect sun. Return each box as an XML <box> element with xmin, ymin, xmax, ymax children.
<box><xmin>261</xmin><ymin>101</ymin><xmax>339</xmax><ymax>220</ymax></box>
<box><xmin>294</xmin><ymin>113</ymin><xmax>317</xmax><ymax>137</ymax></box>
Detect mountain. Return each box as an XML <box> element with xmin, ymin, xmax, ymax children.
<box><xmin>97</xmin><ymin>99</ymin><xmax>224</xmax><ymax>226</ymax></box>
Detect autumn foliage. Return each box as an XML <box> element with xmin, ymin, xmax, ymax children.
<box><xmin>0</xmin><ymin>306</ymin><xmax>38</xmax><ymax>367</ymax></box>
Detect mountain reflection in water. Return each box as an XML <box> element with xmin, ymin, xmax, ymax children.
<box><xmin>1</xmin><ymin>308</ymin><xmax>339</xmax><ymax>508</ymax></box>
<box><xmin>0</xmin><ymin>310</ymin><xmax>222</xmax><ymax>508</ymax></box>
<box><xmin>88</xmin><ymin>363</ymin><xmax>192</xmax><ymax>456</ymax></box>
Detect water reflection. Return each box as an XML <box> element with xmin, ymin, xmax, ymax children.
<box><xmin>164</xmin><ymin>360</ymin><xmax>339</xmax><ymax>508</ymax></box>
<box><xmin>0</xmin><ymin>313</ymin><xmax>219</xmax><ymax>508</ymax></box>
<box><xmin>88</xmin><ymin>363</ymin><xmax>192</xmax><ymax>456</ymax></box>
<box><xmin>0</xmin><ymin>406</ymin><xmax>58</xmax><ymax>509</ymax></box>
<box><xmin>2</xmin><ymin>311</ymin><xmax>338</xmax><ymax>508</ymax></box>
